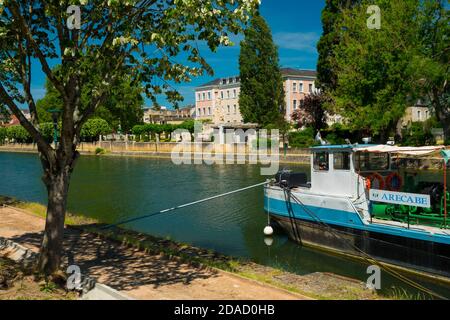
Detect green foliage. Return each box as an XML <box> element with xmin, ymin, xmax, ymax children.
<box><xmin>6</xmin><ymin>125</ymin><xmax>31</xmax><ymax>143</ymax></box>
<box><xmin>238</xmin><ymin>13</ymin><xmax>285</xmax><ymax>127</ymax></box>
<box><xmin>330</xmin><ymin>0</ymin><xmax>420</xmax><ymax>139</ymax></box>
<box><xmin>80</xmin><ymin>118</ymin><xmax>112</xmax><ymax>142</ymax></box>
<box><xmin>0</xmin><ymin>127</ymin><xmax>6</xmax><ymax>144</ymax></box>
<box><xmin>38</xmin><ymin>122</ymin><xmax>55</xmax><ymax>143</ymax></box>
<box><xmin>412</xmin><ymin>1</ymin><xmax>449</xmax><ymax>137</ymax></box>
<box><xmin>0</xmin><ymin>0</ymin><xmax>259</xmax><ymax>142</ymax></box>
<box><xmin>316</xmin><ymin>0</ymin><xmax>360</xmax><ymax>91</ymax></box>
<box><xmin>178</xmin><ymin>120</ymin><xmax>197</xmax><ymax>133</ymax></box>
<box><xmin>401</xmin><ymin>122</ymin><xmax>435</xmax><ymax>146</ymax></box>
<box><xmin>95</xmin><ymin>148</ymin><xmax>106</xmax><ymax>155</ymax></box>
<box><xmin>288</xmin><ymin>128</ymin><xmax>316</xmax><ymax>148</ymax></box>
<box><xmin>319</xmin><ymin>0</ymin><xmax>448</xmax><ymax>140</ymax></box>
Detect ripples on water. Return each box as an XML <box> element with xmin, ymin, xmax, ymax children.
<box><xmin>0</xmin><ymin>152</ymin><xmax>449</xmax><ymax>298</ymax></box>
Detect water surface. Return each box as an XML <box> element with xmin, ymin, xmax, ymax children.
<box><xmin>0</xmin><ymin>152</ymin><xmax>448</xmax><ymax>298</ymax></box>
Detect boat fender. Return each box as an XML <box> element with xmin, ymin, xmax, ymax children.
<box><xmin>264</xmin><ymin>237</ymin><xmax>274</xmax><ymax>246</ymax></box>
<box><xmin>386</xmin><ymin>172</ymin><xmax>403</xmax><ymax>191</ymax></box>
<box><xmin>368</xmin><ymin>173</ymin><xmax>385</xmax><ymax>190</ymax></box>
<box><xmin>365</xmin><ymin>177</ymin><xmax>371</xmax><ymax>190</ymax></box>
<box><xmin>264</xmin><ymin>225</ymin><xmax>274</xmax><ymax>236</ymax></box>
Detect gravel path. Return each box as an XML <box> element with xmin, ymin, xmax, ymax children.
<box><xmin>0</xmin><ymin>206</ymin><xmax>308</xmax><ymax>300</ymax></box>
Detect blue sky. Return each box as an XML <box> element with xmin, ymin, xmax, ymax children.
<box><xmin>28</xmin><ymin>0</ymin><xmax>325</xmax><ymax>109</ymax></box>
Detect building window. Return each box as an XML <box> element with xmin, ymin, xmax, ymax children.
<box><xmin>197</xmin><ymin>93</ymin><xmax>201</xmax><ymax>101</ymax></box>
<box><xmin>227</xmin><ymin>90</ymin><xmax>230</xmax><ymax>99</ymax></box>
<box><xmin>299</xmin><ymin>82</ymin><xmax>303</xmax><ymax>92</ymax></box>
<box><xmin>233</xmin><ymin>89</ymin><xmax>236</xmax><ymax>98</ymax></box>
<box><xmin>309</xmin><ymin>84</ymin><xmax>313</xmax><ymax>93</ymax></box>
<box><xmin>234</xmin><ymin>105</ymin><xmax>237</xmax><ymax>114</ymax></box>
<box><xmin>221</xmin><ymin>91</ymin><xmax>224</xmax><ymax>99</ymax></box>
<box><xmin>293</xmin><ymin>100</ymin><xmax>297</xmax><ymax>110</ymax></box>
<box><xmin>300</xmin><ymin>99</ymin><xmax>305</xmax><ymax>108</ymax></box>
<box><xmin>208</xmin><ymin>92</ymin><xmax>211</xmax><ymax>100</ymax></box>
<box><xmin>293</xmin><ymin>82</ymin><xmax>297</xmax><ymax>92</ymax></box>
<box><xmin>202</xmin><ymin>92</ymin><xmax>206</xmax><ymax>100</ymax></box>
<box><xmin>198</xmin><ymin>108</ymin><xmax>201</xmax><ymax>116</ymax></box>
<box><xmin>203</xmin><ymin>108</ymin><xmax>206</xmax><ymax>115</ymax></box>
<box><xmin>222</xmin><ymin>79</ymin><xmax>226</xmax><ymax>85</ymax></box>
<box><xmin>208</xmin><ymin>107</ymin><xmax>211</xmax><ymax>115</ymax></box>
<box><xmin>313</xmin><ymin>152</ymin><xmax>329</xmax><ymax>171</ymax></box>
<box><xmin>334</xmin><ymin>152</ymin><xmax>350</xmax><ymax>170</ymax></box>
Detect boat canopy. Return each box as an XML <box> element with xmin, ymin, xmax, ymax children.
<box><xmin>311</xmin><ymin>144</ymin><xmax>445</xmax><ymax>156</ymax></box>
<box><xmin>354</xmin><ymin>145</ymin><xmax>445</xmax><ymax>156</ymax></box>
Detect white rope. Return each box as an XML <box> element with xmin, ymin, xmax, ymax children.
<box><xmin>103</xmin><ymin>180</ymin><xmax>271</xmax><ymax>229</ymax></box>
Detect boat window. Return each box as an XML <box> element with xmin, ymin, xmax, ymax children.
<box><xmin>355</xmin><ymin>152</ymin><xmax>389</xmax><ymax>171</ymax></box>
<box><xmin>313</xmin><ymin>152</ymin><xmax>329</xmax><ymax>171</ymax></box>
<box><xmin>334</xmin><ymin>152</ymin><xmax>350</xmax><ymax>170</ymax></box>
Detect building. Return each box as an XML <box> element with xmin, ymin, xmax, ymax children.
<box><xmin>282</xmin><ymin>68</ymin><xmax>318</xmax><ymax>122</ymax></box>
<box><xmin>143</xmin><ymin>106</ymin><xmax>194</xmax><ymax>125</ymax></box>
<box><xmin>194</xmin><ymin>68</ymin><xmax>318</xmax><ymax>125</ymax></box>
<box><xmin>0</xmin><ymin>109</ymin><xmax>31</xmax><ymax>127</ymax></box>
<box><xmin>397</xmin><ymin>99</ymin><xmax>432</xmax><ymax>133</ymax></box>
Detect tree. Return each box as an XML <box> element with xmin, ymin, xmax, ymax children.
<box><xmin>80</xmin><ymin>118</ymin><xmax>112</xmax><ymax>142</ymax></box>
<box><xmin>0</xmin><ymin>0</ymin><xmax>259</xmax><ymax>276</ymax></box>
<box><xmin>238</xmin><ymin>12</ymin><xmax>285</xmax><ymax>127</ymax></box>
<box><xmin>37</xmin><ymin>76</ymin><xmax>144</xmax><ymax>132</ymax></box>
<box><xmin>328</xmin><ymin>0</ymin><xmax>420</xmax><ymax>142</ymax></box>
<box><xmin>316</xmin><ymin>0</ymin><xmax>361</xmax><ymax>91</ymax></box>
<box><xmin>291</xmin><ymin>92</ymin><xmax>327</xmax><ymax>132</ymax></box>
<box><xmin>412</xmin><ymin>0</ymin><xmax>449</xmax><ymax>138</ymax></box>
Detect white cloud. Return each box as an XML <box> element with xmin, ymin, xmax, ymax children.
<box><xmin>273</xmin><ymin>32</ymin><xmax>319</xmax><ymax>53</ymax></box>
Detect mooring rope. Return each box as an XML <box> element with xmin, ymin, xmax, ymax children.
<box><xmin>285</xmin><ymin>188</ymin><xmax>448</xmax><ymax>300</ymax></box>
<box><xmin>102</xmin><ymin>180</ymin><xmax>271</xmax><ymax>229</ymax></box>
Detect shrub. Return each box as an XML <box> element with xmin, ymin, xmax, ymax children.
<box><xmin>80</xmin><ymin>118</ymin><xmax>112</xmax><ymax>142</ymax></box>
<box><xmin>288</xmin><ymin>127</ymin><xmax>315</xmax><ymax>148</ymax></box>
<box><xmin>0</xmin><ymin>127</ymin><xmax>6</xmax><ymax>144</ymax></box>
<box><xmin>95</xmin><ymin>147</ymin><xmax>106</xmax><ymax>155</ymax></box>
<box><xmin>6</xmin><ymin>125</ymin><xmax>32</xmax><ymax>143</ymax></box>
<box><xmin>401</xmin><ymin>122</ymin><xmax>435</xmax><ymax>146</ymax></box>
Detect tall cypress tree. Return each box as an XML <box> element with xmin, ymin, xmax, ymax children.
<box><xmin>316</xmin><ymin>0</ymin><xmax>360</xmax><ymax>91</ymax></box>
<box><xmin>239</xmin><ymin>13</ymin><xmax>285</xmax><ymax>127</ymax></box>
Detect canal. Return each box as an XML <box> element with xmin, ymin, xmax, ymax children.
<box><xmin>0</xmin><ymin>151</ymin><xmax>449</xmax><ymax>298</ymax></box>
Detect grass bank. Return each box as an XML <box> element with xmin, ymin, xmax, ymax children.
<box><xmin>0</xmin><ymin>196</ymin><xmax>393</xmax><ymax>300</ymax></box>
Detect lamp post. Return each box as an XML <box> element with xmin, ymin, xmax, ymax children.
<box><xmin>48</xmin><ymin>109</ymin><xmax>60</xmax><ymax>148</ymax></box>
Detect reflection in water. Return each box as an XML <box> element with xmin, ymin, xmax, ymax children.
<box><xmin>0</xmin><ymin>152</ymin><xmax>449</xmax><ymax>298</ymax></box>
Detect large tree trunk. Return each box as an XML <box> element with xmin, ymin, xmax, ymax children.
<box><xmin>38</xmin><ymin>160</ymin><xmax>72</xmax><ymax>276</ymax></box>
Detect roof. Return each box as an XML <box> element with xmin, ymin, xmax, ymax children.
<box><xmin>281</xmin><ymin>68</ymin><xmax>317</xmax><ymax>78</ymax></box>
<box><xmin>196</xmin><ymin>68</ymin><xmax>317</xmax><ymax>89</ymax></box>
<box><xmin>311</xmin><ymin>144</ymin><xmax>445</xmax><ymax>156</ymax></box>
<box><xmin>311</xmin><ymin>144</ymin><xmax>374</xmax><ymax>150</ymax></box>
<box><xmin>196</xmin><ymin>79</ymin><xmax>222</xmax><ymax>89</ymax></box>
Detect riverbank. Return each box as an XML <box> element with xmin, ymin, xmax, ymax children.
<box><xmin>0</xmin><ymin>196</ymin><xmax>383</xmax><ymax>300</ymax></box>
<box><xmin>0</xmin><ymin>143</ymin><xmax>447</xmax><ymax>168</ymax></box>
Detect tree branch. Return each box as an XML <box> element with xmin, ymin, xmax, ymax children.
<box><xmin>0</xmin><ymin>82</ymin><xmax>52</xmax><ymax>160</ymax></box>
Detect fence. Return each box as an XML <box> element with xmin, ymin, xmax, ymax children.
<box><xmin>0</xmin><ymin>142</ymin><xmax>312</xmax><ymax>164</ymax></box>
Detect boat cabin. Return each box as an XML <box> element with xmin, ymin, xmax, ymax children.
<box><xmin>309</xmin><ymin>144</ymin><xmax>391</xmax><ymax>198</ymax></box>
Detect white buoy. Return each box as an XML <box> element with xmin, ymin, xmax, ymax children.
<box><xmin>263</xmin><ymin>225</ymin><xmax>274</xmax><ymax>236</ymax></box>
<box><xmin>264</xmin><ymin>237</ymin><xmax>274</xmax><ymax>246</ymax></box>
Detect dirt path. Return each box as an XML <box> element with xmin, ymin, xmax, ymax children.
<box><xmin>0</xmin><ymin>206</ymin><xmax>308</xmax><ymax>300</ymax></box>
